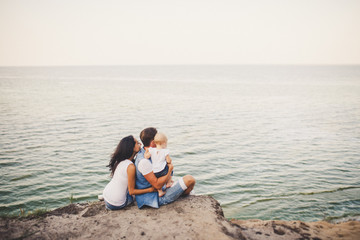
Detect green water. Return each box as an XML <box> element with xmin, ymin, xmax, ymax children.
<box><xmin>0</xmin><ymin>65</ymin><xmax>359</xmax><ymax>222</ymax></box>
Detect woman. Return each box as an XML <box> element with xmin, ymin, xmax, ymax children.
<box><xmin>103</xmin><ymin>135</ymin><xmax>155</xmax><ymax>210</ymax></box>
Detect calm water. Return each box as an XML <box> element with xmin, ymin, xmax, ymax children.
<box><xmin>0</xmin><ymin>65</ymin><xmax>359</xmax><ymax>222</ymax></box>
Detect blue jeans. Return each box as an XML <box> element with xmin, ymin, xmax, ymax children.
<box><xmin>105</xmin><ymin>192</ymin><xmax>134</xmax><ymax>210</ymax></box>
<box><xmin>158</xmin><ymin>178</ymin><xmax>186</xmax><ymax>206</ymax></box>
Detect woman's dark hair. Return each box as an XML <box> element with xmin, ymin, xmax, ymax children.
<box><xmin>107</xmin><ymin>135</ymin><xmax>135</xmax><ymax>176</ymax></box>
<box><xmin>140</xmin><ymin>127</ymin><xmax>157</xmax><ymax>147</ymax></box>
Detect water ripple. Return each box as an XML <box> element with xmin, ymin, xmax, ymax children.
<box><xmin>1</xmin><ymin>66</ymin><xmax>360</xmax><ymax>221</ymax></box>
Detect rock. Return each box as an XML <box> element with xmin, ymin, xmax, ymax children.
<box><xmin>0</xmin><ymin>195</ymin><xmax>359</xmax><ymax>240</ymax></box>
<box><xmin>232</xmin><ymin>219</ymin><xmax>360</xmax><ymax>240</ymax></box>
<box><xmin>0</xmin><ymin>196</ymin><xmax>243</xmax><ymax>240</ymax></box>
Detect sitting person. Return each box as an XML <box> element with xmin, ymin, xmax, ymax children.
<box><xmin>144</xmin><ymin>132</ymin><xmax>174</xmax><ymax>197</ymax></box>
<box><xmin>103</xmin><ymin>135</ymin><xmax>155</xmax><ymax>210</ymax></box>
<box><xmin>135</xmin><ymin>127</ymin><xmax>195</xmax><ymax>209</ymax></box>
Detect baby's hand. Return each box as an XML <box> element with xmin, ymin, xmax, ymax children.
<box><xmin>144</xmin><ymin>149</ymin><xmax>151</xmax><ymax>159</ymax></box>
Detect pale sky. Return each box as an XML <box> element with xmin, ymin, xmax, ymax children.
<box><xmin>1</xmin><ymin>0</ymin><xmax>360</xmax><ymax>66</ymax></box>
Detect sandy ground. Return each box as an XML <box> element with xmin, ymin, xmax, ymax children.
<box><xmin>232</xmin><ymin>219</ymin><xmax>360</xmax><ymax>240</ymax></box>
<box><xmin>1</xmin><ymin>195</ymin><xmax>359</xmax><ymax>240</ymax></box>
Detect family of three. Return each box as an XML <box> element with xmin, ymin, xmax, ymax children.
<box><xmin>102</xmin><ymin>127</ymin><xmax>196</xmax><ymax>210</ymax></box>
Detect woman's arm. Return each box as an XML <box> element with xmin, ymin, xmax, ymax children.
<box><xmin>143</xmin><ymin>163</ymin><xmax>174</xmax><ymax>190</ymax></box>
<box><xmin>127</xmin><ymin>164</ymin><xmax>155</xmax><ymax>195</ymax></box>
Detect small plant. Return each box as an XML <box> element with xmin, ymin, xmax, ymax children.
<box><xmin>27</xmin><ymin>208</ymin><xmax>48</xmax><ymax>217</ymax></box>
<box><xmin>19</xmin><ymin>208</ymin><xmax>26</xmax><ymax>217</ymax></box>
<box><xmin>18</xmin><ymin>208</ymin><xmax>48</xmax><ymax>218</ymax></box>
<box><xmin>69</xmin><ymin>193</ymin><xmax>75</xmax><ymax>204</ymax></box>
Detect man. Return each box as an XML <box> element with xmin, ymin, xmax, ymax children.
<box><xmin>134</xmin><ymin>127</ymin><xmax>196</xmax><ymax>208</ymax></box>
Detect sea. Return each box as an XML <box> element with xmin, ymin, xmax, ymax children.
<box><xmin>0</xmin><ymin>65</ymin><xmax>359</xmax><ymax>222</ymax></box>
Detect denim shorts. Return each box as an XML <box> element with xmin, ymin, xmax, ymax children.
<box><xmin>158</xmin><ymin>177</ymin><xmax>187</xmax><ymax>206</ymax></box>
<box><xmin>105</xmin><ymin>192</ymin><xmax>134</xmax><ymax>210</ymax></box>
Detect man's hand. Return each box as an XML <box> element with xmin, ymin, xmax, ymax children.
<box><xmin>167</xmin><ymin>163</ymin><xmax>174</xmax><ymax>172</ymax></box>
<box><xmin>166</xmin><ymin>155</ymin><xmax>172</xmax><ymax>164</ymax></box>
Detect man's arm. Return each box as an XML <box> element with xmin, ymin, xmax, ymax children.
<box><xmin>166</xmin><ymin>155</ymin><xmax>172</xmax><ymax>164</ymax></box>
<box><xmin>127</xmin><ymin>164</ymin><xmax>155</xmax><ymax>195</ymax></box>
<box><xmin>143</xmin><ymin>163</ymin><xmax>174</xmax><ymax>190</ymax></box>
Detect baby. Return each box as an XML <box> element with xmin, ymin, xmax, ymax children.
<box><xmin>144</xmin><ymin>132</ymin><xmax>173</xmax><ymax>197</ymax></box>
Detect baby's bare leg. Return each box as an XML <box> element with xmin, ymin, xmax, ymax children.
<box><xmin>166</xmin><ymin>176</ymin><xmax>174</xmax><ymax>188</ymax></box>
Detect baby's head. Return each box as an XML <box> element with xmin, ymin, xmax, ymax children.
<box><xmin>154</xmin><ymin>132</ymin><xmax>168</xmax><ymax>149</ymax></box>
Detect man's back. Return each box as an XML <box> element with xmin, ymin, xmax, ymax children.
<box><xmin>134</xmin><ymin>148</ymin><xmax>159</xmax><ymax>208</ymax></box>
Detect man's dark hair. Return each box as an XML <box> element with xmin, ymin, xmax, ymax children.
<box><xmin>140</xmin><ymin>127</ymin><xmax>157</xmax><ymax>147</ymax></box>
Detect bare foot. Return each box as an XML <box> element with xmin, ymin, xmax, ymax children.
<box><xmin>158</xmin><ymin>190</ymin><xmax>166</xmax><ymax>197</ymax></box>
<box><xmin>166</xmin><ymin>180</ymin><xmax>174</xmax><ymax>188</ymax></box>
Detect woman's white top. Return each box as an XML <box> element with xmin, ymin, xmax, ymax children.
<box><xmin>148</xmin><ymin>148</ymin><xmax>170</xmax><ymax>173</ymax></box>
<box><xmin>103</xmin><ymin>159</ymin><xmax>133</xmax><ymax>206</ymax></box>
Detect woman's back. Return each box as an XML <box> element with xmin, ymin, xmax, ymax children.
<box><xmin>103</xmin><ymin>159</ymin><xmax>133</xmax><ymax>206</ymax></box>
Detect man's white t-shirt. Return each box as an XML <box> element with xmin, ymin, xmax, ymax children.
<box><xmin>137</xmin><ymin>158</ymin><xmax>153</xmax><ymax>175</ymax></box>
<box><xmin>103</xmin><ymin>159</ymin><xmax>133</xmax><ymax>206</ymax></box>
<box><xmin>147</xmin><ymin>148</ymin><xmax>170</xmax><ymax>173</ymax></box>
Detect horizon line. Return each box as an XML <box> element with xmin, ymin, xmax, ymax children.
<box><xmin>1</xmin><ymin>63</ymin><xmax>360</xmax><ymax>68</ymax></box>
